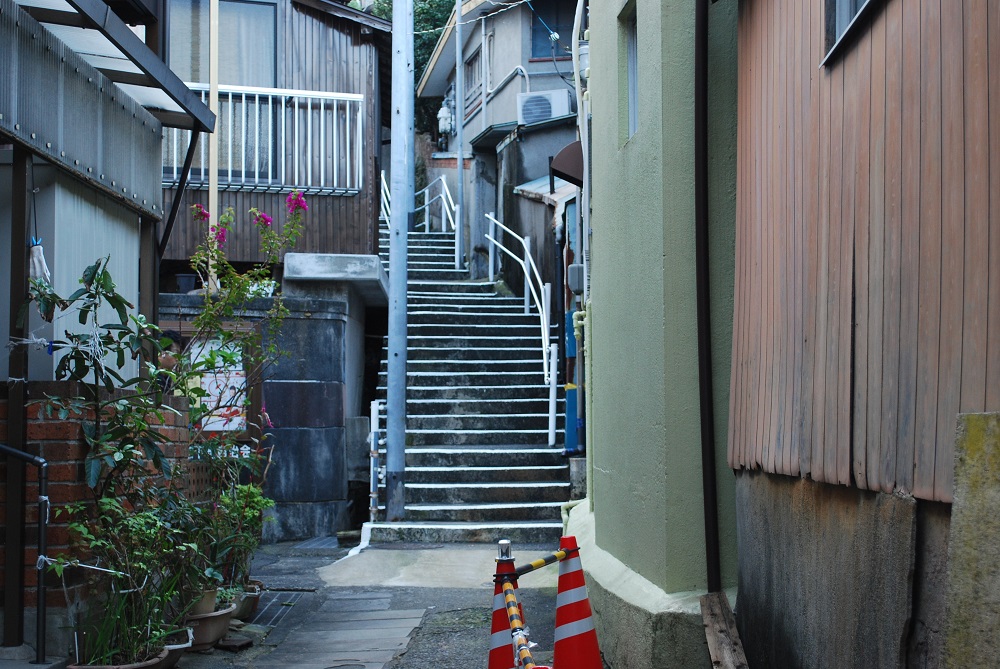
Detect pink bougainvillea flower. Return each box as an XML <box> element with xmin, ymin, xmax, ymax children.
<box><xmin>210</xmin><ymin>225</ymin><xmax>227</xmax><ymax>247</ymax></box>
<box><xmin>192</xmin><ymin>203</ymin><xmax>211</xmax><ymax>221</ymax></box>
<box><xmin>253</xmin><ymin>211</ymin><xmax>273</xmax><ymax>228</ymax></box>
<box><xmin>285</xmin><ymin>190</ymin><xmax>308</xmax><ymax>215</ymax></box>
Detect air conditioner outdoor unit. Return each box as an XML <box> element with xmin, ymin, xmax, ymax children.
<box><xmin>517</xmin><ymin>90</ymin><xmax>574</xmax><ymax>126</ymax></box>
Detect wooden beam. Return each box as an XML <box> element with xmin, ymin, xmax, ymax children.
<box><xmin>700</xmin><ymin>592</ymin><xmax>749</xmax><ymax>669</ymax></box>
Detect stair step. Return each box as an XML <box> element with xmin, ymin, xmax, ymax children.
<box><xmin>405</xmin><ymin>465</ymin><xmax>568</xmax><ymax>484</ymax></box>
<box><xmin>405</xmin><ymin>398</ymin><xmax>565</xmax><ymax>415</ymax></box>
<box><xmin>395</xmin><ymin>503</ymin><xmax>566</xmax><ymax>522</ymax></box>
<box><xmin>367</xmin><ymin>521</ymin><xmax>564</xmax><ymax>544</ymax></box>
<box><xmin>407</xmin><ymin>311</ymin><xmax>540</xmax><ymax>325</ymax></box>
<box><xmin>378</xmin><ymin>371</ymin><xmax>545</xmax><ymax>387</ymax></box>
<box><xmin>401</xmin><ymin>346</ymin><xmax>549</xmax><ymax>361</ymax></box>
<box><xmin>402</xmin><ymin>336</ymin><xmax>553</xmax><ymax>349</ymax></box>
<box><xmin>384</xmin><ymin>385</ymin><xmax>557</xmax><ymax>400</ymax></box>
<box><xmin>380</xmin><ymin>359</ymin><xmax>543</xmax><ymax>373</ymax></box>
<box><xmin>399</xmin><ymin>481</ymin><xmax>569</xmax><ymax>505</ymax></box>
<box><xmin>402</xmin><ymin>447</ymin><xmax>567</xmax><ymax>467</ymax></box>
<box><xmin>405</xmin><ymin>281</ymin><xmax>498</xmax><ymax>294</ymax></box>
<box><xmin>406</xmin><ymin>429</ymin><xmax>561</xmax><ymax>446</ymax></box>
<box><xmin>406</xmin><ymin>414</ymin><xmax>563</xmax><ymax>431</ymax></box>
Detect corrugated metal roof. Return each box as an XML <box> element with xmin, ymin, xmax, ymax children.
<box><xmin>12</xmin><ymin>0</ymin><xmax>214</xmax><ymax>131</ymax></box>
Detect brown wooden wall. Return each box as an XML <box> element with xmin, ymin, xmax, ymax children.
<box><xmin>162</xmin><ymin>2</ymin><xmax>383</xmax><ymax>263</ymax></box>
<box><xmin>728</xmin><ymin>0</ymin><xmax>1000</xmax><ymax>503</ymax></box>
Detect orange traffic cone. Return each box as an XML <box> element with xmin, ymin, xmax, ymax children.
<box><xmin>490</xmin><ymin>541</ymin><xmax>519</xmax><ymax>669</ymax></box>
<box><xmin>553</xmin><ymin>535</ymin><xmax>602</xmax><ymax>669</ymax></box>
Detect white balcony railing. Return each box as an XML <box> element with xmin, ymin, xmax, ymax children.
<box><xmin>163</xmin><ymin>84</ymin><xmax>365</xmax><ymax>195</ymax></box>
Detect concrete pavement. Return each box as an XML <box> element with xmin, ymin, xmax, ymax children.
<box><xmin>184</xmin><ymin>537</ymin><xmax>559</xmax><ymax>669</ymax></box>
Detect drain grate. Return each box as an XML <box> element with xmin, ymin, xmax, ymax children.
<box><xmin>250</xmin><ymin>590</ymin><xmax>303</xmax><ymax>627</ymax></box>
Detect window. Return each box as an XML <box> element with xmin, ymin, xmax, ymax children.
<box><xmin>168</xmin><ymin>0</ymin><xmax>276</xmax><ymax>87</ymax></box>
<box><xmin>625</xmin><ymin>13</ymin><xmax>638</xmax><ymax>138</ymax></box>
<box><xmin>530</xmin><ymin>0</ymin><xmax>576</xmax><ymax>59</ymax></box>
<box><xmin>825</xmin><ymin>0</ymin><xmax>873</xmax><ymax>57</ymax></box>
<box><xmin>464</xmin><ymin>49</ymin><xmax>482</xmax><ymax>114</ymax></box>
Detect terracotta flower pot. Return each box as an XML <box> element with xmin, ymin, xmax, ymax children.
<box><xmin>186</xmin><ymin>602</ymin><xmax>237</xmax><ymax>652</ymax></box>
<box><xmin>66</xmin><ymin>648</ymin><xmax>169</xmax><ymax>669</ymax></box>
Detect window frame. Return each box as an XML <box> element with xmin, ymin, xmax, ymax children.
<box><xmin>821</xmin><ymin>0</ymin><xmax>882</xmax><ymax>67</ymax></box>
<box><xmin>529</xmin><ymin>0</ymin><xmax>576</xmax><ymax>59</ymax></box>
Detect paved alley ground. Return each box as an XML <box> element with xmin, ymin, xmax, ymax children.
<box><xmin>181</xmin><ymin>538</ymin><xmax>559</xmax><ymax>669</ymax></box>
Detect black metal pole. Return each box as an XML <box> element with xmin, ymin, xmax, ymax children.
<box><xmin>34</xmin><ymin>463</ymin><xmax>48</xmax><ymax>664</ymax></box>
<box><xmin>158</xmin><ymin>132</ymin><xmax>201</xmax><ymax>258</ymax></box>
<box><xmin>695</xmin><ymin>0</ymin><xmax>722</xmax><ymax>594</ymax></box>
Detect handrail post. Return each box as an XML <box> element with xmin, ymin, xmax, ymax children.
<box><xmin>488</xmin><ymin>213</ymin><xmax>496</xmax><ymax>282</ymax></box>
<box><xmin>36</xmin><ymin>462</ymin><xmax>48</xmax><ymax>665</ymax></box>
<box><xmin>440</xmin><ymin>178</ymin><xmax>447</xmax><ymax>233</ymax></box>
<box><xmin>548</xmin><ymin>343</ymin><xmax>558</xmax><ymax>447</ymax></box>
<box><xmin>455</xmin><ymin>197</ymin><xmax>461</xmax><ymax>269</ymax></box>
<box><xmin>523</xmin><ymin>236</ymin><xmax>531</xmax><ymax>315</ymax></box>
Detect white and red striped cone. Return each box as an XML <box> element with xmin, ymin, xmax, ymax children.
<box><xmin>553</xmin><ymin>535</ymin><xmax>602</xmax><ymax>669</ymax></box>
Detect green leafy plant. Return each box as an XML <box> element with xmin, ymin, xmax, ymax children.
<box><xmin>22</xmin><ymin>193</ymin><xmax>306</xmax><ymax>665</ymax></box>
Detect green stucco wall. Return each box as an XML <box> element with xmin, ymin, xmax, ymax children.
<box><xmin>586</xmin><ymin>0</ymin><xmax>737</xmax><ymax>595</ymax></box>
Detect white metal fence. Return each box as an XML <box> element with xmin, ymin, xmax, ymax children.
<box><xmin>163</xmin><ymin>84</ymin><xmax>365</xmax><ymax>195</ymax></box>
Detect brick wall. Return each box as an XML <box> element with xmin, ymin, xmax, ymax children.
<box><xmin>0</xmin><ymin>382</ymin><xmax>191</xmax><ymax>610</ymax></box>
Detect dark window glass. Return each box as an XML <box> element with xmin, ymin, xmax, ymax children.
<box><xmin>826</xmin><ymin>0</ymin><xmax>869</xmax><ymax>53</ymax></box>
<box><xmin>531</xmin><ymin>0</ymin><xmax>575</xmax><ymax>59</ymax></box>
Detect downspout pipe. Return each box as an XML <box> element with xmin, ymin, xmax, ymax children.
<box><xmin>695</xmin><ymin>0</ymin><xmax>722</xmax><ymax>594</ymax></box>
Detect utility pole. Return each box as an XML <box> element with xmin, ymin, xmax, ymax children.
<box><xmin>454</xmin><ymin>0</ymin><xmax>464</xmax><ymax>270</ymax></box>
<box><xmin>208</xmin><ymin>0</ymin><xmax>219</xmax><ymax>292</ymax></box>
<box><xmin>386</xmin><ymin>0</ymin><xmax>415</xmax><ymax>521</ymax></box>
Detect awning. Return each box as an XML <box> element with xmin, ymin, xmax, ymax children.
<box><xmin>13</xmin><ymin>0</ymin><xmax>214</xmax><ymax>132</ymax></box>
<box><xmin>513</xmin><ymin>176</ymin><xmax>576</xmax><ymax>208</ymax></box>
<box><xmin>550</xmin><ymin>139</ymin><xmax>583</xmax><ymax>188</ymax></box>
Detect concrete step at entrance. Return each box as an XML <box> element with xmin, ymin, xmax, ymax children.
<box><xmin>367</xmin><ymin>521</ymin><xmax>564</xmax><ymax>545</ymax></box>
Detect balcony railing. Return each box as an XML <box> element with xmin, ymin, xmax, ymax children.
<box><xmin>163</xmin><ymin>84</ymin><xmax>365</xmax><ymax>195</ymax></box>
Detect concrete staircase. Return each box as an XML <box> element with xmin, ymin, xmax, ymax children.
<box><xmin>371</xmin><ymin>226</ymin><xmax>568</xmax><ymax>544</ymax></box>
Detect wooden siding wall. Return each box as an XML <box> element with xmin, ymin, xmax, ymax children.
<box><xmin>728</xmin><ymin>0</ymin><xmax>1000</xmax><ymax>503</ymax></box>
<box><xmin>162</xmin><ymin>3</ymin><xmax>381</xmax><ymax>262</ymax></box>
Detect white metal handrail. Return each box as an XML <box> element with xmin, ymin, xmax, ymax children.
<box><xmin>163</xmin><ymin>84</ymin><xmax>365</xmax><ymax>195</ymax></box>
<box><xmin>485</xmin><ymin>213</ymin><xmax>558</xmax><ymax>446</ymax></box>
<box><xmin>414</xmin><ymin>175</ymin><xmax>456</xmax><ymax>232</ymax></box>
<box><xmin>485</xmin><ymin>214</ymin><xmax>550</xmax><ymax>381</ymax></box>
<box><xmin>380</xmin><ymin>170</ymin><xmax>391</xmax><ymax>221</ymax></box>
